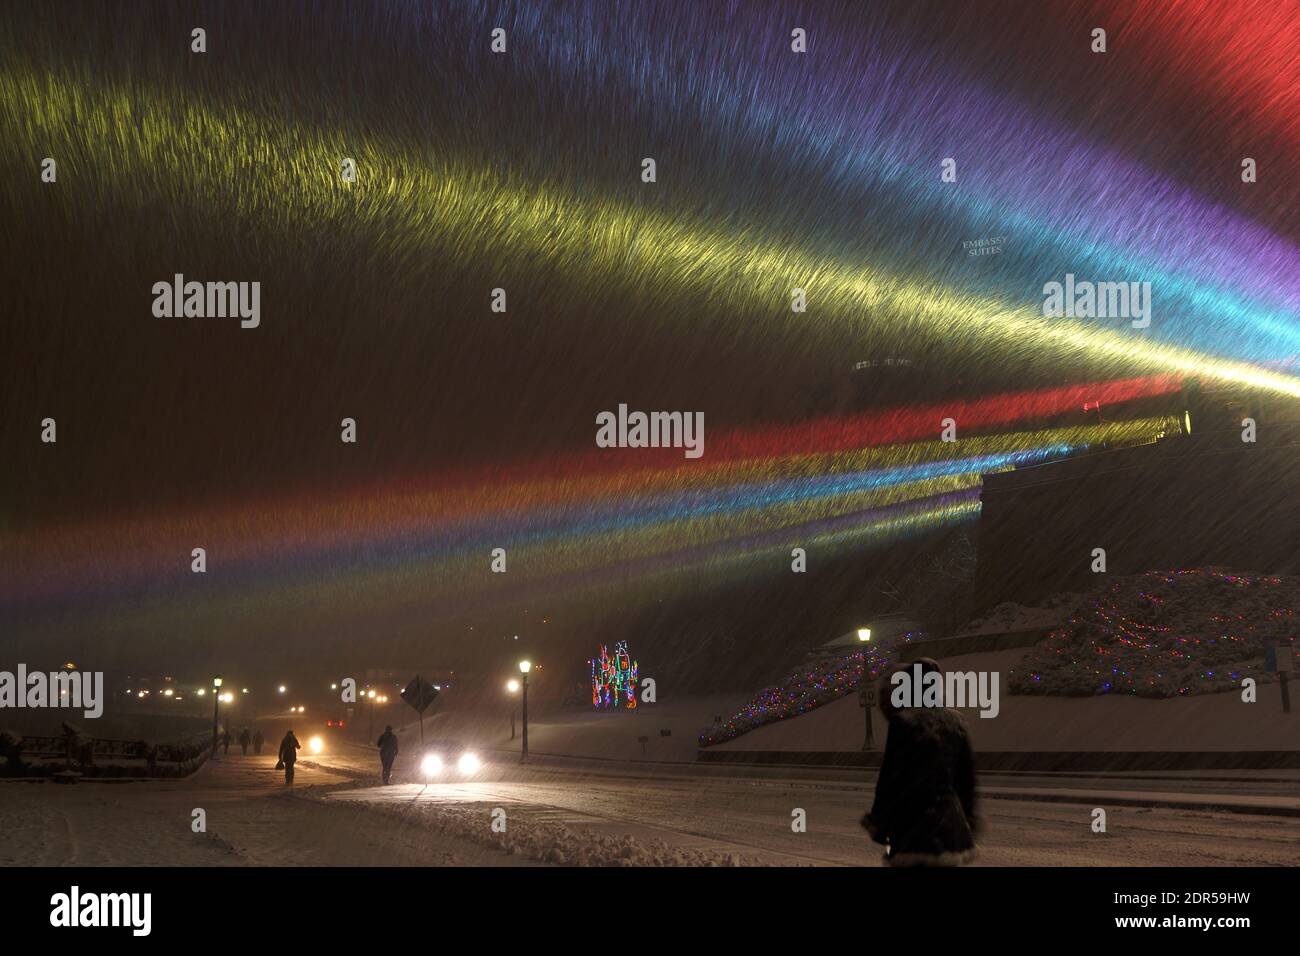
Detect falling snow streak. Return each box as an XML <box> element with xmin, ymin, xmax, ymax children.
<box><xmin>460</xmin><ymin>2</ymin><xmax>1300</xmax><ymax>353</ymax></box>
<box><xmin>3</xmin><ymin>63</ymin><xmax>1299</xmax><ymax>392</ymax></box>
<box><xmin>3</xmin><ymin>417</ymin><xmax>1178</xmax><ymax>625</ymax></box>
<box><xmin>4</xmin><ymin>375</ymin><xmax>1179</xmax><ymax>584</ymax></box>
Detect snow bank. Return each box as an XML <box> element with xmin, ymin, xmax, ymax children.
<box><xmin>340</xmin><ymin>796</ymin><xmax>754</xmax><ymax>866</ymax></box>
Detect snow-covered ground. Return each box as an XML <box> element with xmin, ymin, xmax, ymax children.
<box><xmin>0</xmin><ymin>752</ymin><xmax>540</xmax><ymax>867</ymax></box>
<box><xmin>2</xmin><ymin>746</ymin><xmax>1297</xmax><ymax>867</ymax></box>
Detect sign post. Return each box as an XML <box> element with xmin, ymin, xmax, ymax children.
<box><xmin>400</xmin><ymin>675</ymin><xmax>440</xmax><ymax>744</ymax></box>
<box><xmin>859</xmin><ymin>683</ymin><xmax>876</xmax><ymax>750</ymax></box>
<box><xmin>1277</xmin><ymin>643</ymin><xmax>1293</xmax><ymax>715</ymax></box>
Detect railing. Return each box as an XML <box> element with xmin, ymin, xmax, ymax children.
<box><xmin>2</xmin><ymin>731</ymin><xmax>215</xmax><ymax>770</ymax></box>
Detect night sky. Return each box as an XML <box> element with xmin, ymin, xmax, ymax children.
<box><xmin>1</xmin><ymin>1</ymin><xmax>1296</xmax><ymax>686</ymax></box>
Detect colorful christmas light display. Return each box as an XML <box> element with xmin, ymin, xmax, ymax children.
<box><xmin>699</xmin><ymin>633</ymin><xmax>922</xmax><ymax>746</ymax></box>
<box><xmin>1009</xmin><ymin>569</ymin><xmax>1298</xmax><ymax>698</ymax></box>
<box><xmin>592</xmin><ymin>641</ymin><xmax>639</xmax><ymax>710</ymax></box>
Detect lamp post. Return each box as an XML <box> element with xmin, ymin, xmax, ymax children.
<box><xmin>211</xmin><ymin>676</ymin><xmax>223</xmax><ymax>759</ymax></box>
<box><xmin>518</xmin><ymin>660</ymin><xmax>531</xmax><ymax>762</ymax></box>
<box><xmin>856</xmin><ymin>629</ymin><xmax>874</xmax><ymax>750</ymax></box>
<box><xmin>367</xmin><ymin>688</ymin><xmax>377</xmax><ymax>741</ymax></box>
<box><xmin>506</xmin><ymin>679</ymin><xmax>520</xmax><ymax>739</ymax></box>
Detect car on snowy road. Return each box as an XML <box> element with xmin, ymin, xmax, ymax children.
<box><xmin>418</xmin><ymin>739</ymin><xmax>485</xmax><ymax>780</ymax></box>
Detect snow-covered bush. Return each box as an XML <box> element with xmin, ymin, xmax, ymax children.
<box><xmin>699</xmin><ymin>634</ymin><xmax>918</xmax><ymax>746</ymax></box>
<box><xmin>1009</xmin><ymin>569</ymin><xmax>1297</xmax><ymax>698</ymax></box>
<box><xmin>0</xmin><ymin>729</ymin><xmax>24</xmax><ymax>772</ymax></box>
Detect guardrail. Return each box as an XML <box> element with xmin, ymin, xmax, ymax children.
<box><xmin>1</xmin><ymin>730</ymin><xmax>215</xmax><ymax>778</ymax></box>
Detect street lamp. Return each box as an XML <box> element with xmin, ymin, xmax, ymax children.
<box><xmin>518</xmin><ymin>660</ymin><xmax>531</xmax><ymax>762</ymax></box>
<box><xmin>506</xmin><ymin>679</ymin><xmax>520</xmax><ymax>739</ymax></box>
<box><xmin>853</xmin><ymin>640</ymin><xmax>875</xmax><ymax>750</ymax></box>
<box><xmin>211</xmin><ymin>676</ymin><xmax>223</xmax><ymax>759</ymax></box>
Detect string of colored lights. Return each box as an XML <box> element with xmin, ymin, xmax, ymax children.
<box><xmin>591</xmin><ymin>642</ymin><xmax>639</xmax><ymax>710</ymax></box>
<box><xmin>1010</xmin><ymin>569</ymin><xmax>1298</xmax><ymax>698</ymax></box>
<box><xmin>699</xmin><ymin>633</ymin><xmax>921</xmax><ymax>747</ymax></box>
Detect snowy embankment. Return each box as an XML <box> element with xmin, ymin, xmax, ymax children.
<box><xmin>329</xmin><ymin>788</ymin><xmax>754</xmax><ymax>866</ymax></box>
<box><xmin>711</xmin><ymin>648</ymin><xmax>1300</xmax><ymax>753</ymax></box>
<box><xmin>1009</xmin><ymin>569</ymin><xmax>1298</xmax><ymax>698</ymax></box>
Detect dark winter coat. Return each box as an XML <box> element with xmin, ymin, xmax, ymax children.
<box><xmin>863</xmin><ymin>707</ymin><xmax>978</xmax><ymax>865</ymax></box>
<box><xmin>377</xmin><ymin>731</ymin><xmax>398</xmax><ymax>762</ymax></box>
<box><xmin>278</xmin><ymin>733</ymin><xmax>301</xmax><ymax>764</ymax></box>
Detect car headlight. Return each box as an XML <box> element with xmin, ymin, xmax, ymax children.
<box><xmin>457</xmin><ymin>752</ymin><xmax>481</xmax><ymax>775</ymax></box>
<box><xmin>420</xmin><ymin>753</ymin><xmax>443</xmax><ymax>778</ymax></box>
<box><xmin>309</xmin><ymin>736</ymin><xmax>323</xmax><ymax>754</ymax></box>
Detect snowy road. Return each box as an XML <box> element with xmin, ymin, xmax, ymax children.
<box><xmin>315</xmin><ymin>750</ymin><xmax>1300</xmax><ymax>866</ymax></box>
<box><xmin>0</xmin><ymin>755</ymin><xmax>542</xmax><ymax>867</ymax></box>
<box><xmin>2</xmin><ymin>749</ymin><xmax>1296</xmax><ymax>866</ymax></box>
<box><xmin>304</xmin><ymin>749</ymin><xmax>1300</xmax><ymax>868</ymax></box>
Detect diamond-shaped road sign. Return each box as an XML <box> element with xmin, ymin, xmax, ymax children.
<box><xmin>401</xmin><ymin>675</ymin><xmax>440</xmax><ymax>714</ymax></box>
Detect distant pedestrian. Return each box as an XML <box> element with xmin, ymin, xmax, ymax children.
<box><xmin>376</xmin><ymin>725</ymin><xmax>399</xmax><ymax>784</ymax></box>
<box><xmin>222</xmin><ymin>729</ymin><xmax>230</xmax><ymax>755</ymax></box>
<box><xmin>238</xmin><ymin>728</ymin><xmax>251</xmax><ymax>756</ymax></box>
<box><xmin>862</xmin><ymin>658</ymin><xmax>979</xmax><ymax>866</ymax></box>
<box><xmin>253</xmin><ymin>729</ymin><xmax>265</xmax><ymax>755</ymax></box>
<box><xmin>278</xmin><ymin>729</ymin><xmax>301</xmax><ymax>785</ymax></box>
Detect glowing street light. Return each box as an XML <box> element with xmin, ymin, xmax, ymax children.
<box><xmin>506</xmin><ymin>679</ymin><xmax>521</xmax><ymax>740</ymax></box>
<box><xmin>519</xmin><ymin>661</ymin><xmax>532</xmax><ymax>762</ymax></box>
<box><xmin>278</xmin><ymin>685</ymin><xmax>287</xmax><ymax>694</ymax></box>
<box><xmin>857</xmin><ymin>628</ymin><xmax>873</xmax><ymax>642</ymax></box>
<box><xmin>211</xmin><ymin>676</ymin><xmax>223</xmax><ymax>759</ymax></box>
